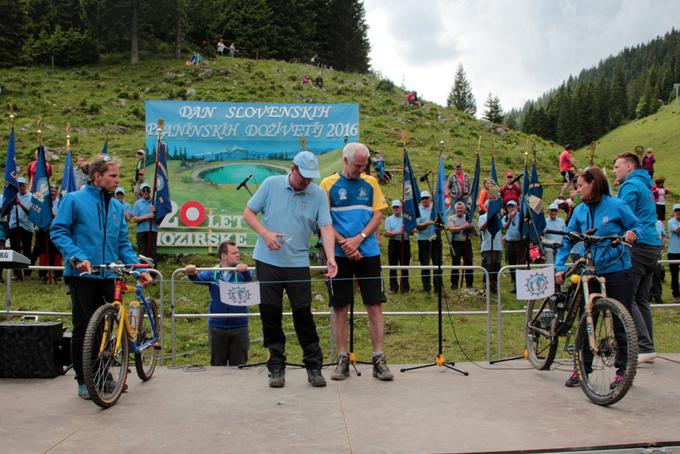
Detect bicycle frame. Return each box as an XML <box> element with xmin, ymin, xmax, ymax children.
<box><xmin>562</xmin><ymin>247</ymin><xmax>614</xmax><ymax>354</ymax></box>
<box><xmin>102</xmin><ymin>279</ymin><xmax>158</xmax><ymax>356</ymax></box>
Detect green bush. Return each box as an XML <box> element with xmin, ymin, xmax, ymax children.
<box><xmin>376</xmin><ymin>78</ymin><xmax>395</xmax><ymax>92</ymax></box>
<box><xmin>22</xmin><ymin>26</ymin><xmax>99</xmax><ymax>67</ymax></box>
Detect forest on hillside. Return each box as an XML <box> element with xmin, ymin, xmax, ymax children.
<box><xmin>0</xmin><ymin>0</ymin><xmax>371</xmax><ymax>72</ymax></box>
<box><xmin>508</xmin><ymin>29</ymin><xmax>680</xmax><ymax>148</ymax></box>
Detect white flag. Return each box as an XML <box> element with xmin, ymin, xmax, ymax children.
<box><xmin>218</xmin><ymin>281</ymin><xmax>261</xmax><ymax>306</ymax></box>
<box><xmin>515</xmin><ymin>266</ymin><xmax>555</xmax><ymax>300</ymax></box>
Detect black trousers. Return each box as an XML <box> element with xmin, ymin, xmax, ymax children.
<box><xmin>388</xmin><ymin>239</ymin><xmax>410</xmax><ymax>292</ymax></box>
<box><xmin>580</xmin><ymin>269</ymin><xmax>634</xmax><ymax>374</ymax></box>
<box><xmin>669</xmin><ymin>252</ymin><xmax>680</xmax><ymax>298</ymax></box>
<box><xmin>208</xmin><ymin>326</ymin><xmax>249</xmax><ymax>366</ymax></box>
<box><xmin>450</xmin><ymin>239</ymin><xmax>474</xmax><ymax>289</ymax></box>
<box><xmin>256</xmin><ymin>260</ymin><xmax>323</xmax><ymax>370</ymax></box>
<box><xmin>67</xmin><ymin>277</ymin><xmax>115</xmax><ymax>384</ymax></box>
<box><xmin>505</xmin><ymin>239</ymin><xmax>527</xmax><ymax>284</ymax></box>
<box><xmin>136</xmin><ymin>231</ymin><xmax>158</xmax><ymax>263</ymax></box>
<box><xmin>10</xmin><ymin>227</ymin><xmax>33</xmax><ymax>279</ymax></box>
<box><xmin>418</xmin><ymin>239</ymin><xmax>442</xmax><ymax>291</ymax></box>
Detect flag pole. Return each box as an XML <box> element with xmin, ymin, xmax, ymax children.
<box><xmin>399</xmin><ymin>130</ymin><xmax>408</xmax><ymax>294</ymax></box>
<box><xmin>147</xmin><ymin>119</ymin><xmax>164</xmax><ymax>260</ymax></box>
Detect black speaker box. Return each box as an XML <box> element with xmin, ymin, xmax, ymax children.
<box><xmin>0</xmin><ymin>321</ymin><xmax>68</xmax><ymax>378</ymax></box>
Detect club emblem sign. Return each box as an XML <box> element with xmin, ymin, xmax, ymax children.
<box><xmin>515</xmin><ymin>266</ymin><xmax>555</xmax><ymax>300</ymax></box>
<box><xmin>218</xmin><ymin>281</ymin><xmax>260</xmax><ymax>306</ymax></box>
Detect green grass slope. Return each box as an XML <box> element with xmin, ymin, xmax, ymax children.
<box><xmin>7</xmin><ymin>54</ymin><xmax>680</xmax><ymax>366</ymax></box>
<box><xmin>583</xmin><ymin>98</ymin><xmax>680</xmax><ymax>195</ymax></box>
<box><xmin>0</xmin><ymin>52</ymin><xmax>562</xmax><ymax>203</ymax></box>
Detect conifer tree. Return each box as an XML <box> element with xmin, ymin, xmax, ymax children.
<box><xmin>483</xmin><ymin>93</ymin><xmax>504</xmax><ymax>124</ymax></box>
<box><xmin>447</xmin><ymin>64</ymin><xmax>476</xmax><ymax>116</ymax></box>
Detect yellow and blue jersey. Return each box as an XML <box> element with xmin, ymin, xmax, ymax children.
<box><xmin>320</xmin><ymin>172</ymin><xmax>387</xmax><ymax>258</ymax></box>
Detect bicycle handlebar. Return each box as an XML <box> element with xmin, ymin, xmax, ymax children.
<box><xmin>544</xmin><ymin>230</ymin><xmax>627</xmax><ymax>245</ymax></box>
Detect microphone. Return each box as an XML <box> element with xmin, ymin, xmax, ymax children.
<box><xmin>236</xmin><ymin>174</ymin><xmax>253</xmax><ymax>191</ymax></box>
<box><xmin>419</xmin><ymin>170</ymin><xmax>432</xmax><ymax>182</ymax></box>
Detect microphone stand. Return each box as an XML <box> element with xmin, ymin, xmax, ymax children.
<box><xmin>401</xmin><ymin>169</ymin><xmax>468</xmax><ymax>376</ymax></box>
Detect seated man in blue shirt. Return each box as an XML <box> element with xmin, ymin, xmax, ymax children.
<box><xmin>185</xmin><ymin>241</ymin><xmax>253</xmax><ymax>366</ymax></box>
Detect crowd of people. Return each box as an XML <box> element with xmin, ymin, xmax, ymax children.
<box><xmin>1</xmin><ymin>150</ymin><xmax>158</xmax><ymax>287</ymax></box>
<box><xmin>6</xmin><ymin>140</ymin><xmax>674</xmax><ymax>398</ymax></box>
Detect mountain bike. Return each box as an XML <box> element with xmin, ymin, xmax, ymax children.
<box><xmin>82</xmin><ymin>263</ymin><xmax>160</xmax><ymax>408</ymax></box>
<box><xmin>524</xmin><ymin>230</ymin><xmax>638</xmax><ymax>406</ymax></box>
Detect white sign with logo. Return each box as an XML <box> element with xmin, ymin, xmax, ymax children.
<box><xmin>218</xmin><ymin>281</ymin><xmax>261</xmax><ymax>306</ymax></box>
<box><xmin>515</xmin><ymin>266</ymin><xmax>555</xmax><ymax>300</ymax></box>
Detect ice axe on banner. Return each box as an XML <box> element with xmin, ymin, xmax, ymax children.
<box><xmin>236</xmin><ymin>174</ymin><xmax>253</xmax><ymax>196</ymax></box>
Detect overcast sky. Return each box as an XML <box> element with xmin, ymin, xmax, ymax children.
<box><xmin>364</xmin><ymin>0</ymin><xmax>680</xmax><ymax>115</ymax></box>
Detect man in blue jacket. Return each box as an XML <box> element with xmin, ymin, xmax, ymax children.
<box><xmin>51</xmin><ymin>154</ymin><xmax>151</xmax><ymax>399</ymax></box>
<box><xmin>613</xmin><ymin>152</ymin><xmax>662</xmax><ymax>363</ymax></box>
<box><xmin>185</xmin><ymin>241</ymin><xmax>253</xmax><ymax>366</ymax></box>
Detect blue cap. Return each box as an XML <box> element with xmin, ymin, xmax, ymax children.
<box><xmin>115</xmin><ymin>187</ymin><xmax>125</xmax><ymax>194</ymax></box>
<box><xmin>17</xmin><ymin>177</ymin><xmax>27</xmax><ymax>184</ymax></box>
<box><xmin>673</xmin><ymin>204</ymin><xmax>680</xmax><ymax>212</ymax></box>
<box><xmin>293</xmin><ymin>151</ymin><xmax>320</xmax><ymax>179</ymax></box>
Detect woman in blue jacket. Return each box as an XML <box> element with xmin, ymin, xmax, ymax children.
<box><xmin>554</xmin><ymin>166</ymin><xmax>641</xmax><ymax>389</ymax></box>
<box><xmin>51</xmin><ymin>154</ymin><xmax>152</xmax><ymax>399</ymax></box>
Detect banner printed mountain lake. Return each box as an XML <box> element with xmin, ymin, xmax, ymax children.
<box><xmin>144</xmin><ymin>101</ymin><xmax>359</xmax><ymax>251</ymax></box>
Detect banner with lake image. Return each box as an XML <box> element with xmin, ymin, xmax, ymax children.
<box><xmin>144</xmin><ymin>101</ymin><xmax>359</xmax><ymax>251</ymax></box>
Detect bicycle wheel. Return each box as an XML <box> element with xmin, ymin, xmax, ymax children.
<box><xmin>135</xmin><ymin>298</ymin><xmax>159</xmax><ymax>381</ymax></box>
<box><xmin>574</xmin><ymin>297</ymin><xmax>638</xmax><ymax>406</ymax></box>
<box><xmin>524</xmin><ymin>296</ymin><xmax>558</xmax><ymax>370</ymax></box>
<box><xmin>83</xmin><ymin>304</ymin><xmax>129</xmax><ymax>408</ymax></box>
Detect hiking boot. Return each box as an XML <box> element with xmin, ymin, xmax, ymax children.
<box><xmin>564</xmin><ymin>371</ymin><xmax>579</xmax><ymax>387</ymax></box>
<box><xmin>268</xmin><ymin>367</ymin><xmax>285</xmax><ymax>388</ymax></box>
<box><xmin>372</xmin><ymin>354</ymin><xmax>394</xmax><ymax>381</ymax></box>
<box><xmin>610</xmin><ymin>373</ymin><xmax>625</xmax><ymax>390</ymax></box>
<box><xmin>78</xmin><ymin>384</ymin><xmax>91</xmax><ymax>400</ymax></box>
<box><xmin>306</xmin><ymin>368</ymin><xmax>327</xmax><ymax>387</ymax></box>
<box><xmin>331</xmin><ymin>355</ymin><xmax>350</xmax><ymax>381</ymax></box>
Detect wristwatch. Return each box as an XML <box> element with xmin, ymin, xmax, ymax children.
<box><xmin>359</xmin><ymin>231</ymin><xmax>367</xmax><ymax>239</ymax></box>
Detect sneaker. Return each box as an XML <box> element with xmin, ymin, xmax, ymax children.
<box><xmin>610</xmin><ymin>373</ymin><xmax>625</xmax><ymax>390</ymax></box>
<box><xmin>564</xmin><ymin>371</ymin><xmax>579</xmax><ymax>387</ymax></box>
<box><xmin>331</xmin><ymin>355</ymin><xmax>350</xmax><ymax>381</ymax></box>
<box><xmin>78</xmin><ymin>384</ymin><xmax>91</xmax><ymax>400</ymax></box>
<box><xmin>268</xmin><ymin>368</ymin><xmax>285</xmax><ymax>388</ymax></box>
<box><xmin>638</xmin><ymin>351</ymin><xmax>657</xmax><ymax>363</ymax></box>
<box><xmin>372</xmin><ymin>354</ymin><xmax>394</xmax><ymax>381</ymax></box>
<box><xmin>306</xmin><ymin>368</ymin><xmax>327</xmax><ymax>387</ymax></box>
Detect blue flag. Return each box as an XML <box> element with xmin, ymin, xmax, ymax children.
<box><xmin>486</xmin><ymin>158</ymin><xmax>502</xmax><ymax>237</ymax></box>
<box><xmin>154</xmin><ymin>143</ymin><xmax>172</xmax><ymax>225</ymax></box>
<box><xmin>518</xmin><ymin>159</ymin><xmax>530</xmax><ymax>238</ymax></box>
<box><xmin>60</xmin><ymin>150</ymin><xmax>77</xmax><ymax>197</ymax></box>
<box><xmin>1</xmin><ymin>128</ymin><xmax>19</xmax><ymax>217</ymax></box>
<box><xmin>28</xmin><ymin>146</ymin><xmax>53</xmax><ymax>229</ymax></box>
<box><xmin>102</xmin><ymin>140</ymin><xmax>109</xmax><ymax>155</ymax></box>
<box><xmin>431</xmin><ymin>157</ymin><xmax>446</xmax><ymax>223</ymax></box>
<box><xmin>467</xmin><ymin>153</ymin><xmax>481</xmax><ymax>223</ymax></box>
<box><xmin>402</xmin><ymin>151</ymin><xmax>421</xmax><ymax>233</ymax></box>
<box><xmin>527</xmin><ymin>160</ymin><xmax>546</xmax><ymax>243</ymax></box>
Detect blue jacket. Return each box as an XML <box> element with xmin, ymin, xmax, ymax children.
<box><xmin>555</xmin><ymin>195</ymin><xmax>641</xmax><ymax>275</ymax></box>
<box><xmin>189</xmin><ymin>268</ymin><xmax>253</xmax><ymax>330</ymax></box>
<box><xmin>617</xmin><ymin>169</ymin><xmax>662</xmax><ymax>246</ymax></box>
<box><xmin>50</xmin><ymin>184</ymin><xmax>140</xmax><ymax>279</ymax></box>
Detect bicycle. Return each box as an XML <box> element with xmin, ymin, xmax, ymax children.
<box><xmin>82</xmin><ymin>263</ymin><xmax>160</xmax><ymax>408</ymax></box>
<box><xmin>524</xmin><ymin>230</ymin><xmax>638</xmax><ymax>406</ymax></box>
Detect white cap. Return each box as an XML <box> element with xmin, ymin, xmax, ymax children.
<box><xmin>420</xmin><ymin>190</ymin><xmax>431</xmax><ymax>199</ymax></box>
<box><xmin>391</xmin><ymin>199</ymin><xmax>402</xmax><ymax>208</ymax></box>
<box><xmin>549</xmin><ymin>203</ymin><xmax>559</xmax><ymax>211</ymax></box>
